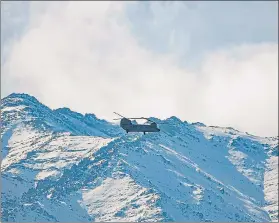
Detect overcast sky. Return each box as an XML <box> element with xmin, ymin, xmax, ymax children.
<box><xmin>1</xmin><ymin>1</ymin><xmax>278</xmax><ymax>137</ymax></box>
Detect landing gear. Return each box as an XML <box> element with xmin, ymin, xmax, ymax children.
<box><xmin>126</xmin><ymin>130</ymin><xmax>129</xmax><ymax>133</ymax></box>
<box><xmin>143</xmin><ymin>132</ymin><xmax>146</xmax><ymax>135</ymax></box>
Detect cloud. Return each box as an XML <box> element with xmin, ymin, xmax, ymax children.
<box><xmin>1</xmin><ymin>1</ymin><xmax>30</xmax><ymax>64</ymax></box>
<box><xmin>125</xmin><ymin>1</ymin><xmax>278</xmax><ymax>68</ymax></box>
<box><xmin>196</xmin><ymin>43</ymin><xmax>278</xmax><ymax>136</ymax></box>
<box><xmin>2</xmin><ymin>1</ymin><xmax>278</xmax><ymax>137</ymax></box>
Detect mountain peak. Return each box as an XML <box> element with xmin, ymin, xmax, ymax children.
<box><xmin>4</xmin><ymin>92</ymin><xmax>39</xmax><ymax>102</ymax></box>
<box><xmin>165</xmin><ymin>116</ymin><xmax>182</xmax><ymax>123</ymax></box>
<box><xmin>192</xmin><ymin>122</ymin><xmax>206</xmax><ymax>127</ymax></box>
<box><xmin>55</xmin><ymin>107</ymin><xmax>78</xmax><ymax>115</ymax></box>
<box><xmin>2</xmin><ymin>93</ymin><xmax>44</xmax><ymax>108</ymax></box>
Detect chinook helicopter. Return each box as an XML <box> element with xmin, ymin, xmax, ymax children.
<box><xmin>113</xmin><ymin>112</ymin><xmax>162</xmax><ymax>135</ymax></box>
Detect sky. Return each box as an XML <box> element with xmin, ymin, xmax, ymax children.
<box><xmin>1</xmin><ymin>1</ymin><xmax>278</xmax><ymax>137</ymax></box>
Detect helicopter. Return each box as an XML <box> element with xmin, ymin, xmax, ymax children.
<box><xmin>113</xmin><ymin>112</ymin><xmax>161</xmax><ymax>135</ymax></box>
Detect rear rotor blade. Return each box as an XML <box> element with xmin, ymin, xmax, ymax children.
<box><xmin>144</xmin><ymin>118</ymin><xmax>169</xmax><ymax>125</ymax></box>
<box><xmin>146</xmin><ymin>118</ymin><xmax>154</xmax><ymax>122</ymax></box>
<box><xmin>142</xmin><ymin>117</ymin><xmax>158</xmax><ymax>123</ymax></box>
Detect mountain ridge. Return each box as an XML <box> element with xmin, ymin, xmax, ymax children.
<box><xmin>2</xmin><ymin>92</ymin><xmax>277</xmax><ymax>139</ymax></box>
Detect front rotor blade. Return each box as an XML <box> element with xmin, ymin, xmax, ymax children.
<box><xmin>113</xmin><ymin>112</ymin><xmax>126</xmax><ymax>118</ymax></box>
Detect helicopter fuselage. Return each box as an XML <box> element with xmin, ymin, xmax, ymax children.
<box><xmin>120</xmin><ymin>118</ymin><xmax>160</xmax><ymax>133</ymax></box>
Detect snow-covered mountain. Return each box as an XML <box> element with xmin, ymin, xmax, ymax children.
<box><xmin>1</xmin><ymin>93</ymin><xmax>278</xmax><ymax>222</ymax></box>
